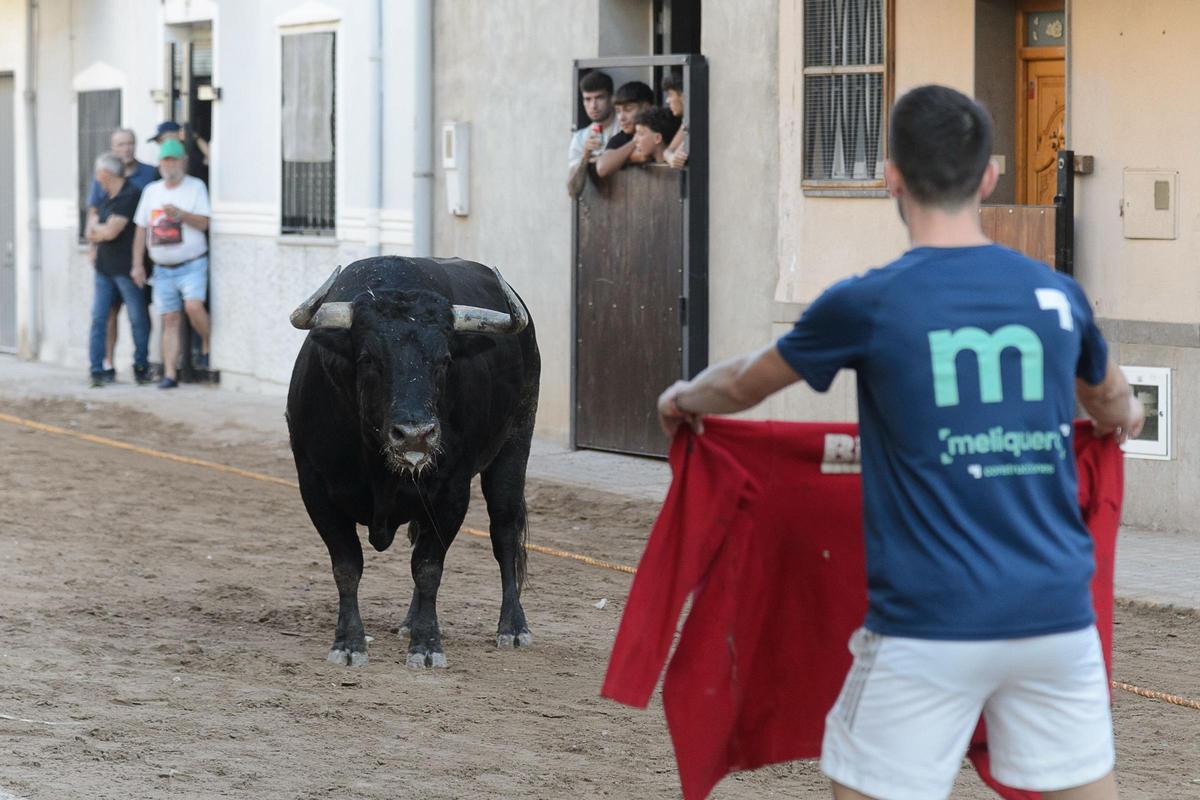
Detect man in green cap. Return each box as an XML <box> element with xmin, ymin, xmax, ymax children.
<box><xmin>132</xmin><ymin>136</ymin><xmax>212</xmax><ymax>389</ymax></box>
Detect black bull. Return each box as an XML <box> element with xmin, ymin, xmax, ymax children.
<box><xmin>286</xmin><ymin>256</ymin><xmax>540</xmax><ymax>668</ymax></box>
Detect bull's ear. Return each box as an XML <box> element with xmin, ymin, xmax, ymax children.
<box><xmin>450</xmin><ymin>333</ymin><xmax>498</xmax><ymax>360</ymax></box>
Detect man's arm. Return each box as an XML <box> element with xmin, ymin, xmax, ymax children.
<box><xmin>1076</xmin><ymin>357</ymin><xmax>1144</xmax><ymax>443</ymax></box>
<box><xmin>595</xmin><ymin>140</ymin><xmax>636</xmax><ymax>178</ymax></box>
<box><xmin>131</xmin><ymin>226</ymin><xmax>147</xmax><ymax>288</ymax></box>
<box><xmin>657</xmin><ymin>344</ymin><xmax>802</xmax><ymax>436</ymax></box>
<box><xmin>85</xmin><ymin>214</ymin><xmax>129</xmax><ymax>243</ymax></box>
<box><xmin>163</xmin><ymin>204</ymin><xmax>210</xmax><ymax>232</ymax></box>
<box><xmin>567</xmin><ymin>154</ymin><xmax>591</xmax><ymax>199</ymax></box>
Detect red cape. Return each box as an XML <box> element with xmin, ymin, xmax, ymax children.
<box><xmin>602</xmin><ymin>419</ymin><xmax>1121</xmax><ymax>800</ymax></box>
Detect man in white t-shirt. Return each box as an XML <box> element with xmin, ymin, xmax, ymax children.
<box><xmin>133</xmin><ymin>137</ymin><xmax>212</xmax><ymax>389</ymax></box>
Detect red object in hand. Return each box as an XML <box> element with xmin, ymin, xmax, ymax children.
<box><xmin>591</xmin><ymin>123</ymin><xmax>603</xmax><ymax>134</ymax></box>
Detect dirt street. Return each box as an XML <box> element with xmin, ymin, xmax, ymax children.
<box><xmin>0</xmin><ymin>397</ymin><xmax>1197</xmax><ymax>799</ymax></box>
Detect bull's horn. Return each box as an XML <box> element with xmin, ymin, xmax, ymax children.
<box><xmin>451</xmin><ymin>268</ymin><xmax>529</xmax><ymax>335</ymax></box>
<box><xmin>309</xmin><ymin>302</ymin><xmax>354</xmax><ymax>329</ymax></box>
<box><xmin>289</xmin><ymin>265</ymin><xmax>343</xmax><ymax>329</ymax></box>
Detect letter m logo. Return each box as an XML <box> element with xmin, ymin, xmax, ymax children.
<box><xmin>928</xmin><ymin>325</ymin><xmax>1044</xmax><ymax>407</ymax></box>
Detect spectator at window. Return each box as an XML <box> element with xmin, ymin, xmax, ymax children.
<box><xmin>568</xmin><ymin>70</ymin><xmax>620</xmax><ymax>198</ymax></box>
<box><xmin>84</xmin><ymin>128</ymin><xmax>158</xmax><ymax>382</ymax></box>
<box><xmin>631</xmin><ymin>107</ymin><xmax>679</xmax><ymax>165</ymax></box>
<box><xmin>661</xmin><ymin>73</ymin><xmax>689</xmax><ymax>169</ymax></box>
<box><xmin>595</xmin><ymin>81</ymin><xmax>655</xmax><ymax>178</ymax></box>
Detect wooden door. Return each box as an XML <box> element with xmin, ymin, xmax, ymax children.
<box><xmin>1023</xmin><ymin>58</ymin><xmax>1065</xmax><ymax>205</ymax></box>
<box><xmin>575</xmin><ymin>167</ymin><xmax>684</xmax><ymax>457</ymax></box>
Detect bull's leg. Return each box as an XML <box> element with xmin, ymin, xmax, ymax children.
<box><xmin>404</xmin><ymin>480</ymin><xmax>469</xmax><ymax>669</ymax></box>
<box><xmin>481</xmin><ymin>436</ymin><xmax>533</xmax><ymax>649</ymax></box>
<box><xmin>296</xmin><ymin>460</ymin><xmax>368</xmax><ymax>667</ymax></box>
<box><xmin>397</xmin><ymin>586</ymin><xmax>418</xmax><ymax>637</ymax></box>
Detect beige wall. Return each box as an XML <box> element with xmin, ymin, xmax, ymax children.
<box><xmin>1070</xmin><ymin>2</ymin><xmax>1200</xmax><ymax>324</ymax></box>
<box><xmin>433</xmin><ymin>1</ymin><xmax>599</xmax><ymax>445</ymax></box>
<box><xmin>775</xmin><ymin>0</ymin><xmax>976</xmax><ymax>313</ymax></box>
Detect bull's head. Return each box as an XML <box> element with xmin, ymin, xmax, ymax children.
<box><xmin>290</xmin><ymin>266</ymin><xmax>528</xmax><ymax>476</ymax></box>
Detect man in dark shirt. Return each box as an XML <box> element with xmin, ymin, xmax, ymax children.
<box><xmin>85</xmin><ymin>128</ymin><xmax>159</xmax><ymax>382</ymax></box>
<box><xmin>595</xmin><ymin>81</ymin><xmax>655</xmax><ymax>178</ymax></box>
<box><xmin>85</xmin><ymin>152</ymin><xmax>152</xmax><ymax>387</ymax></box>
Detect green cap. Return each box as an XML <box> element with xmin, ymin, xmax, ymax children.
<box><xmin>158</xmin><ymin>138</ymin><xmax>186</xmax><ymax>160</ymax></box>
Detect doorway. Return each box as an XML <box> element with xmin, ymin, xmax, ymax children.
<box><xmin>1015</xmin><ymin>3</ymin><xmax>1065</xmax><ymax>204</ymax></box>
<box><xmin>0</xmin><ymin>74</ymin><xmax>15</xmax><ymax>352</ymax></box>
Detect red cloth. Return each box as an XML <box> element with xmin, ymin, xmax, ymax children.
<box><xmin>601</xmin><ymin>418</ymin><xmax>1123</xmax><ymax>800</ymax></box>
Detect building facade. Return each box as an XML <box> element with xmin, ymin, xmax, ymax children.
<box><xmin>0</xmin><ymin>0</ymin><xmax>1195</xmax><ymax>531</ymax></box>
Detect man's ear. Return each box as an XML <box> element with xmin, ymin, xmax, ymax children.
<box><xmin>979</xmin><ymin>158</ymin><xmax>1000</xmax><ymax>201</ymax></box>
<box><xmin>451</xmin><ymin>334</ymin><xmax>498</xmax><ymax>360</ymax></box>
<box><xmin>884</xmin><ymin>160</ymin><xmax>905</xmax><ymax>198</ymax></box>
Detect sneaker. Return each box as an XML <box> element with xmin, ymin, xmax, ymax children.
<box><xmin>89</xmin><ymin>372</ymin><xmax>106</xmax><ymax>388</ymax></box>
<box><xmin>158</xmin><ymin>377</ymin><xmax>179</xmax><ymax>390</ymax></box>
<box><xmin>133</xmin><ymin>365</ymin><xmax>153</xmax><ymax>386</ymax></box>
<box><xmin>101</xmin><ymin>368</ymin><xmax>117</xmax><ymax>383</ymax></box>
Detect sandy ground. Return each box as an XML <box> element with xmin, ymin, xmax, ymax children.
<box><xmin>0</xmin><ymin>397</ymin><xmax>1198</xmax><ymax>800</ymax></box>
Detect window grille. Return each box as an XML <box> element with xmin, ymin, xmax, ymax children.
<box><xmin>77</xmin><ymin>89</ymin><xmax>121</xmax><ymax>239</ymax></box>
<box><xmin>281</xmin><ymin>32</ymin><xmax>336</xmax><ymax>236</ymax></box>
<box><xmin>803</xmin><ymin>0</ymin><xmax>888</xmax><ymax>185</ymax></box>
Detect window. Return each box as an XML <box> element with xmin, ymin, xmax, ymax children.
<box><xmin>77</xmin><ymin>89</ymin><xmax>121</xmax><ymax>239</ymax></box>
<box><xmin>802</xmin><ymin>0</ymin><xmax>890</xmax><ymax>188</ymax></box>
<box><xmin>281</xmin><ymin>32</ymin><xmax>336</xmax><ymax>236</ymax></box>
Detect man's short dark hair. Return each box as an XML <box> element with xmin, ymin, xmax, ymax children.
<box><xmin>661</xmin><ymin>73</ymin><xmax>683</xmax><ymax>94</ymax></box>
<box><xmin>888</xmin><ymin>85</ymin><xmax>993</xmax><ymax>208</ymax></box>
<box><xmin>579</xmin><ymin>70</ymin><xmax>613</xmax><ymax>95</ymax></box>
<box><xmin>635</xmin><ymin>106</ymin><xmax>677</xmax><ymax>138</ymax></box>
<box><xmin>614</xmin><ymin>81</ymin><xmax>655</xmax><ymax>106</ymax></box>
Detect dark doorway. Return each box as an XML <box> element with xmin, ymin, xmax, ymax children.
<box><xmin>167</xmin><ymin>26</ymin><xmax>216</xmax><ymax>382</ymax></box>
<box><xmin>0</xmin><ymin>74</ymin><xmax>16</xmax><ymax>352</ymax></box>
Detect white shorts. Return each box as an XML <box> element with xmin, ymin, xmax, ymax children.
<box><xmin>820</xmin><ymin>626</ymin><xmax>1114</xmax><ymax>800</ymax></box>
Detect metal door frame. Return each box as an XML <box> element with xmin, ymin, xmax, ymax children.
<box><xmin>569</xmin><ymin>54</ymin><xmax>708</xmax><ymax>453</ymax></box>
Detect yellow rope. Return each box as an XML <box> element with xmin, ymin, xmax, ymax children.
<box><xmin>1112</xmin><ymin>681</ymin><xmax>1200</xmax><ymax>711</ymax></box>
<box><xmin>0</xmin><ymin>411</ymin><xmax>637</xmax><ymax>575</ymax></box>
<box><xmin>6</xmin><ymin>410</ymin><xmax>1199</xmax><ymax>707</ymax></box>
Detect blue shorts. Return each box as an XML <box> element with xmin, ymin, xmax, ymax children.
<box><xmin>152</xmin><ymin>255</ymin><xmax>208</xmax><ymax>314</ymax></box>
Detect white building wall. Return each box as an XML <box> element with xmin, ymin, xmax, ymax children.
<box><xmin>0</xmin><ymin>0</ymin><xmax>418</xmax><ymax>392</ymax></box>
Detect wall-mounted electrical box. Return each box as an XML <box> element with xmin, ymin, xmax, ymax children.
<box><xmin>442</xmin><ymin>121</ymin><xmax>470</xmax><ymax>216</ymax></box>
<box><xmin>1122</xmin><ymin>169</ymin><xmax>1178</xmax><ymax>239</ymax></box>
<box><xmin>1119</xmin><ymin>365</ymin><xmax>1171</xmax><ymax>460</ymax></box>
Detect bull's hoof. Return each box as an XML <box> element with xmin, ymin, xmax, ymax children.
<box><xmin>406</xmin><ymin>650</ymin><xmax>447</xmax><ymax>669</ymax></box>
<box><xmin>497</xmin><ymin>631</ymin><xmax>533</xmax><ymax>649</ymax></box>
<box><xmin>327</xmin><ymin>648</ymin><xmax>369</xmax><ymax>667</ymax></box>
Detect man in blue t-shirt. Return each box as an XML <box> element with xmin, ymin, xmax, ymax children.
<box><xmin>657</xmin><ymin>86</ymin><xmax>1142</xmax><ymax>800</ymax></box>
<box><xmin>85</xmin><ymin>128</ymin><xmax>159</xmax><ymax>382</ymax></box>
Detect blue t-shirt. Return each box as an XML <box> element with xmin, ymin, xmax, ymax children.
<box><xmin>87</xmin><ymin>161</ymin><xmax>158</xmax><ymax>209</ymax></box>
<box><xmin>777</xmin><ymin>245</ymin><xmax>1109</xmax><ymax>640</ymax></box>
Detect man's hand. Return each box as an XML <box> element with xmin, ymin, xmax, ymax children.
<box><xmin>130</xmin><ymin>263</ymin><xmax>147</xmax><ymax>289</ymax></box>
<box><xmin>1092</xmin><ymin>393</ymin><xmax>1145</xmax><ymax>444</ymax></box>
<box><xmin>162</xmin><ymin>203</ymin><xmax>183</xmax><ymax>219</ymax></box>
<box><xmin>666</xmin><ymin>147</ymin><xmax>689</xmax><ymax>169</ymax></box>
<box><xmin>88</xmin><ymin>243</ymin><xmax>97</xmax><ymax>264</ymax></box>
<box><xmin>582</xmin><ymin>132</ymin><xmax>602</xmax><ymax>156</ymax></box>
<box><xmin>658</xmin><ymin>380</ymin><xmax>705</xmax><ymax>438</ymax></box>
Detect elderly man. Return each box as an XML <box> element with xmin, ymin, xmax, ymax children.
<box><xmin>85</xmin><ymin>152</ymin><xmax>151</xmax><ymax>387</ymax></box>
<box><xmin>132</xmin><ymin>137</ymin><xmax>212</xmax><ymax>390</ymax></box>
<box><xmin>85</xmin><ymin>128</ymin><xmax>158</xmax><ymax>382</ymax></box>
